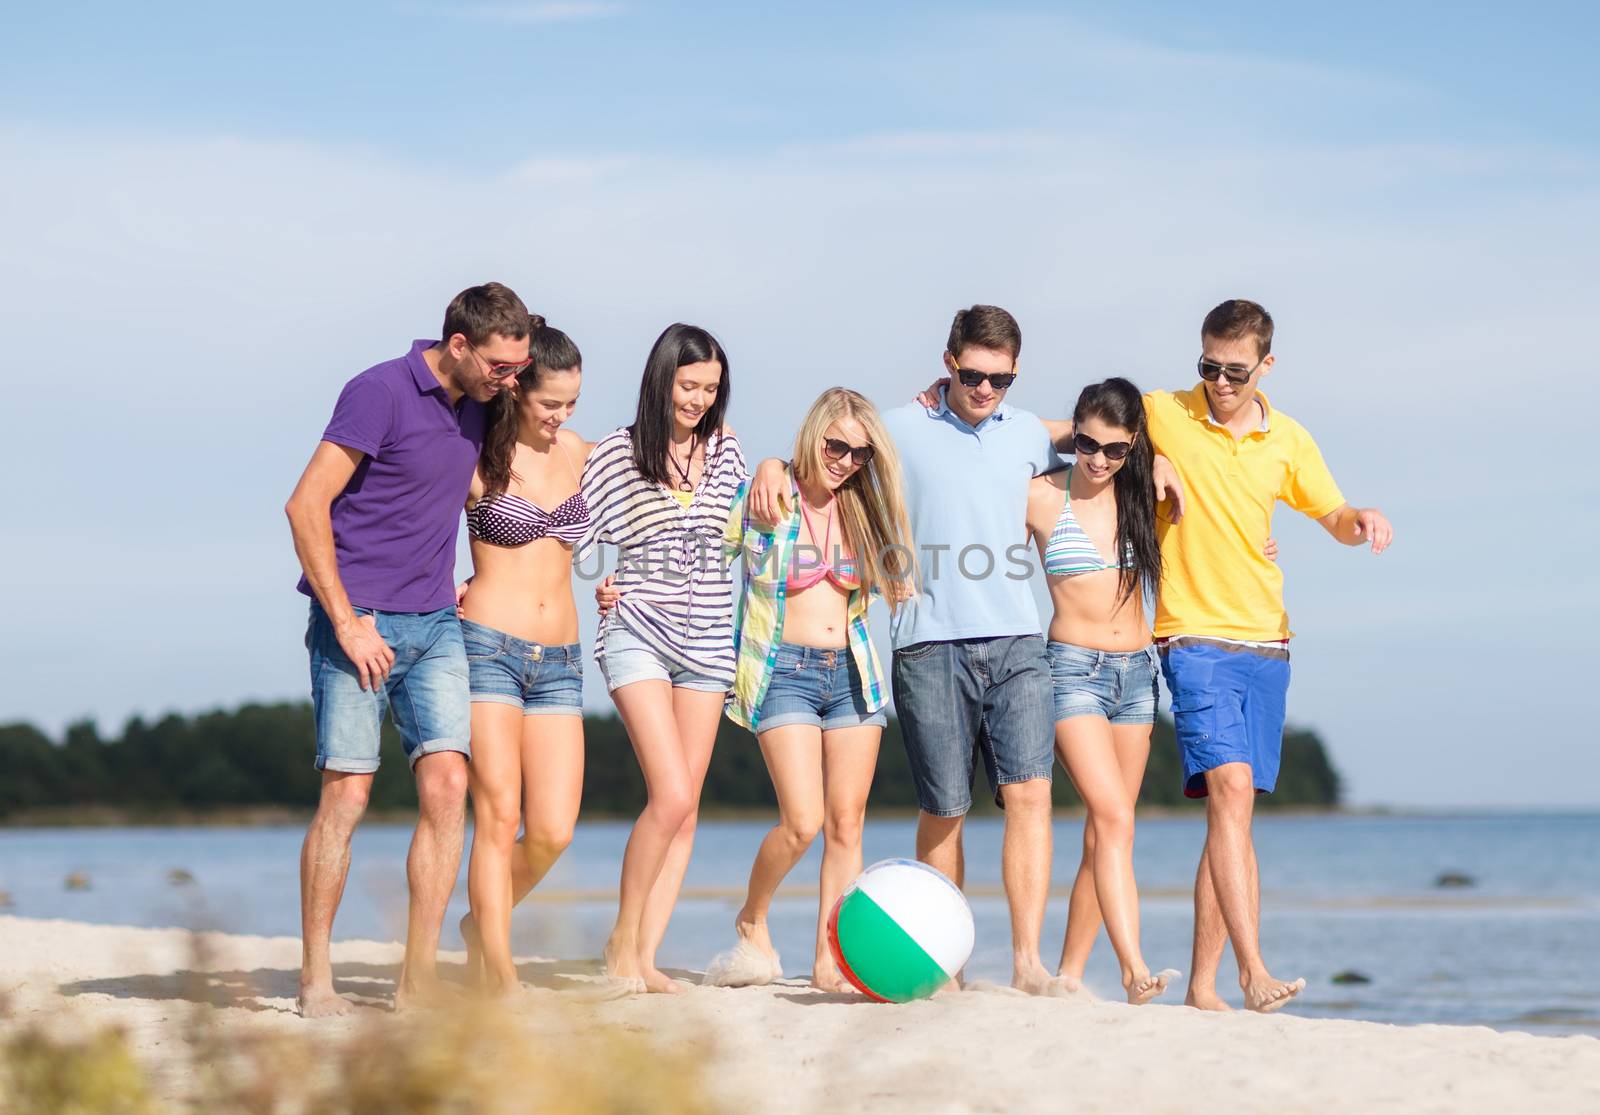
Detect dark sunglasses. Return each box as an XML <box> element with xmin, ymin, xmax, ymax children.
<box><xmin>469</xmin><ymin>342</ymin><xmax>534</xmax><ymax>380</ymax></box>
<box><xmin>822</xmin><ymin>436</ymin><xmax>875</xmax><ymax>466</ymax></box>
<box><xmin>1073</xmin><ymin>432</ymin><xmax>1133</xmax><ymax>461</ymax></box>
<box><xmin>954</xmin><ymin>367</ymin><xmax>1018</xmax><ymax>390</ymax></box>
<box><xmin>1196</xmin><ymin>355</ymin><xmax>1264</xmax><ymax>386</ymax></box>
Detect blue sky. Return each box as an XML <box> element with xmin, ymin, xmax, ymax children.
<box><xmin>3</xmin><ymin>2</ymin><xmax>1597</xmax><ymax>806</ymax></box>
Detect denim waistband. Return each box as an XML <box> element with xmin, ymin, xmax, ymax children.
<box><xmin>1048</xmin><ymin>640</ymin><xmax>1157</xmax><ymax>664</ymax></box>
<box><xmin>460</xmin><ymin>618</ymin><xmax>582</xmax><ymax>663</ymax></box>
<box><xmin>775</xmin><ymin>642</ymin><xmax>850</xmax><ymax>668</ymax></box>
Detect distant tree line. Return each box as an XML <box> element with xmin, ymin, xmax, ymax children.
<box><xmin>0</xmin><ymin>703</ymin><xmax>1341</xmax><ymax>820</ymax></box>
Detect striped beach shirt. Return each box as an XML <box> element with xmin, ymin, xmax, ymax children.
<box><xmin>723</xmin><ymin>467</ymin><xmax>886</xmax><ymax>732</ymax></box>
<box><xmin>580</xmin><ymin>426</ymin><xmax>747</xmax><ymax>685</ymax></box>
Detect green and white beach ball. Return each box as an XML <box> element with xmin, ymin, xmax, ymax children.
<box><xmin>827</xmin><ymin>858</ymin><xmax>974</xmax><ymax>1002</ymax></box>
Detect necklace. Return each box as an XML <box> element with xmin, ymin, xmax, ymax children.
<box><xmin>798</xmin><ymin>492</ymin><xmax>835</xmax><ymax>552</ymax></box>
<box><xmin>668</xmin><ymin>435</ymin><xmax>698</xmax><ymax>493</ymax></box>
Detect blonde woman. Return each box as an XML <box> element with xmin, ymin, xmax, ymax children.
<box><xmin>706</xmin><ymin>388</ymin><xmax>914</xmax><ymax>992</ymax></box>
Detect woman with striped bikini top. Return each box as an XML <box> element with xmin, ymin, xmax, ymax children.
<box><xmin>466</xmin><ymin>445</ymin><xmax>591</xmax><ymax>548</ymax></box>
<box><xmin>455</xmin><ymin>318</ymin><xmax>600</xmax><ymax>1002</ymax></box>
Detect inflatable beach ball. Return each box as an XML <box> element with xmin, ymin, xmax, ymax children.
<box><xmin>827</xmin><ymin>858</ymin><xmax>974</xmax><ymax>1002</ymax></box>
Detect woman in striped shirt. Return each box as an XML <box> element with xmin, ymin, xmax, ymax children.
<box><xmin>704</xmin><ymin>388</ymin><xmax>914</xmax><ymax>992</ymax></box>
<box><xmin>582</xmin><ymin>323</ymin><xmax>746</xmax><ymax>994</ymax></box>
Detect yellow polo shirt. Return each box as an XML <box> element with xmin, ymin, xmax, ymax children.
<box><xmin>1144</xmin><ymin>385</ymin><xmax>1346</xmax><ymax>641</ymax></box>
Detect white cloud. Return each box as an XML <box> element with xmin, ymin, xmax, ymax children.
<box><xmin>0</xmin><ymin>115</ymin><xmax>1595</xmax><ymax>805</ymax></box>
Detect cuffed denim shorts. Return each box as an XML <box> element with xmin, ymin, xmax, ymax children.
<box><xmin>461</xmin><ymin>618</ymin><xmax>583</xmax><ymax>716</ymax></box>
<box><xmin>1047</xmin><ymin>641</ymin><xmax>1159</xmax><ymax>725</ymax></box>
<box><xmin>1160</xmin><ymin>640</ymin><xmax>1291</xmax><ymax>799</ymax></box>
<box><xmin>891</xmin><ymin>635</ymin><xmax>1054</xmax><ymax>817</ymax></box>
<box><xmin>306</xmin><ymin>602</ymin><xmax>471</xmax><ymax>773</ymax></box>
<box><xmin>598</xmin><ymin>621</ymin><xmax>727</xmax><ymax>694</ymax></box>
<box><xmin>756</xmin><ymin>643</ymin><xmax>889</xmax><ymax>733</ymax></box>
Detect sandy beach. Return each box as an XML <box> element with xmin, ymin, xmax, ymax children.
<box><xmin>2</xmin><ymin>915</ymin><xmax>1597</xmax><ymax>1114</ymax></box>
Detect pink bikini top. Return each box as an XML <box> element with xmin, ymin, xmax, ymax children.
<box><xmin>787</xmin><ymin>499</ymin><xmax>861</xmax><ymax>592</ymax></box>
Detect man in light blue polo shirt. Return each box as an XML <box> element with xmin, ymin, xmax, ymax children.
<box><xmin>881</xmin><ymin>305</ymin><xmax>1062</xmax><ymax>994</ymax></box>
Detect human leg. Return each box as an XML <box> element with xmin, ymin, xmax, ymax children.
<box><xmin>893</xmin><ymin>641</ymin><xmax>982</xmax><ymax>885</ymax></box>
<box><xmin>1186</xmin><ymin>845</ymin><xmax>1231</xmax><ymax>1010</ymax></box>
<box><xmin>459</xmin><ymin>644</ymin><xmax>585</xmax><ymax>968</ymax></box>
<box><xmin>396</xmin><ymin>750</ymin><xmax>470</xmax><ymax>1011</ymax></box>
<box><xmin>980</xmin><ymin>636</ymin><xmax>1057</xmax><ymax>996</ymax></box>
<box><xmin>812</xmin><ymin>723</ymin><xmax>880</xmax><ymax>991</ymax></box>
<box><xmin>721</xmin><ymin>722</ymin><xmax>825</xmax><ymax>983</ymax></box>
<box><xmin>300</xmin><ymin>603</ymin><xmax>387</xmax><ymax>1017</ymax></box>
<box><xmin>636</xmin><ymin>686</ymin><xmax>725</xmax><ymax>993</ymax></box>
<box><xmin>604</xmin><ymin>680</ymin><xmax>695</xmax><ymax>988</ymax></box>
<box><xmin>1203</xmin><ymin>763</ymin><xmax>1302</xmax><ymax>1012</ymax></box>
<box><xmin>299</xmin><ymin>771</ymin><xmax>373</xmax><ymax>1016</ymax></box>
<box><xmin>463</xmin><ymin>701</ymin><xmax>526</xmax><ymax>993</ymax></box>
<box><xmin>1057</xmin><ymin>717</ymin><xmax>1150</xmax><ymax>979</ymax></box>
<box><xmin>1058</xmin><ymin>716</ymin><xmax>1169</xmax><ymax>1002</ymax></box>
<box><xmin>387</xmin><ymin>610</ymin><xmax>473</xmax><ymax>1011</ymax></box>
<box><xmin>998</xmin><ymin>777</ymin><xmax>1054</xmax><ymax>994</ymax></box>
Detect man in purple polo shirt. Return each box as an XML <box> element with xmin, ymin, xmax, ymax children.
<box><xmin>285</xmin><ymin>282</ymin><xmax>531</xmax><ymax>1016</ymax></box>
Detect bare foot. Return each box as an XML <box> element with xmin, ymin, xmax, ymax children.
<box><xmin>642</xmin><ymin>965</ymin><xmax>686</xmax><ymax>995</ymax></box>
<box><xmin>704</xmin><ymin>915</ymin><xmax>782</xmax><ymax>987</ymax></box>
<box><xmin>459</xmin><ymin>913</ymin><xmax>482</xmax><ymax>988</ymax></box>
<box><xmin>735</xmin><ymin>914</ymin><xmax>775</xmax><ymax>957</ymax></box>
<box><xmin>1046</xmin><ymin>974</ymin><xmax>1093</xmax><ymax>999</ymax></box>
<box><xmin>393</xmin><ymin>973</ymin><xmax>460</xmax><ymax>1014</ymax></box>
<box><xmin>810</xmin><ymin>954</ymin><xmax>857</xmax><ymax>994</ymax></box>
<box><xmin>482</xmin><ymin>980</ymin><xmax>537</xmax><ymax>1011</ymax></box>
<box><xmin>1125</xmin><ymin>968</ymin><xmax>1180</xmax><ymax>1006</ymax></box>
<box><xmin>1012</xmin><ymin>963</ymin><xmax>1057</xmax><ymax>997</ymax></box>
<box><xmin>480</xmin><ymin>970</ymin><xmax>524</xmax><ymax>1000</ymax></box>
<box><xmin>704</xmin><ymin>938</ymin><xmax>781</xmax><ymax>987</ymax></box>
<box><xmin>297</xmin><ymin>983</ymin><xmax>356</xmax><ymax>1018</ymax></box>
<box><xmin>1244</xmin><ymin>975</ymin><xmax>1306</xmax><ymax>1013</ymax></box>
<box><xmin>1185</xmin><ymin>986</ymin><xmax>1233</xmax><ymax>1011</ymax></box>
<box><xmin>604</xmin><ymin>937</ymin><xmax>642</xmax><ymax>982</ymax></box>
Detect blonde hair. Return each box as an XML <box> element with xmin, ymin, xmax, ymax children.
<box><xmin>791</xmin><ymin>388</ymin><xmax>916</xmax><ymax>605</ymax></box>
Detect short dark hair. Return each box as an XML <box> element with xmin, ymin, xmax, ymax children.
<box><xmin>441</xmin><ymin>282</ymin><xmax>531</xmax><ymax>346</ymax></box>
<box><xmin>946</xmin><ymin>304</ymin><xmax>1021</xmax><ymax>362</ymax></box>
<box><xmin>1201</xmin><ymin>299</ymin><xmax>1274</xmax><ymax>359</ymax></box>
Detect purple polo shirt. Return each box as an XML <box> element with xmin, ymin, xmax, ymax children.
<box><xmin>296</xmin><ymin>339</ymin><xmax>486</xmax><ymax>613</ymax></box>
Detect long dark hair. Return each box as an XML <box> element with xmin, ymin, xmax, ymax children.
<box><xmin>1074</xmin><ymin>377</ymin><xmax>1162</xmax><ymax>606</ymax></box>
<box><xmin>630</xmin><ymin>323</ymin><xmax>731</xmax><ymax>486</ymax></box>
<box><xmin>480</xmin><ymin>314</ymin><xmax>583</xmax><ymax>496</ymax></box>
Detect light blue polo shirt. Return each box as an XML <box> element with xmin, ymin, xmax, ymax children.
<box><xmin>882</xmin><ymin>389</ymin><xmax>1063</xmax><ymax>649</ymax></box>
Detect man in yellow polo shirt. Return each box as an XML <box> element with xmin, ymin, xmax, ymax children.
<box><xmin>1146</xmin><ymin>299</ymin><xmax>1393</xmax><ymax>1014</ymax></box>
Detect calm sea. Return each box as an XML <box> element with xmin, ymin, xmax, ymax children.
<box><xmin>3</xmin><ymin>813</ymin><xmax>1596</xmax><ymax>1035</ymax></box>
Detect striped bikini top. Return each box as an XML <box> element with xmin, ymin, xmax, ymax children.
<box><xmin>467</xmin><ymin>441</ymin><xmax>591</xmax><ymax>548</ymax></box>
<box><xmin>1043</xmin><ymin>465</ymin><xmax>1130</xmax><ymax>577</ymax></box>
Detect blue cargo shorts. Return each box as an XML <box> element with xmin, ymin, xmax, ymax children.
<box><xmin>1160</xmin><ymin>639</ymin><xmax>1290</xmax><ymax>798</ymax></box>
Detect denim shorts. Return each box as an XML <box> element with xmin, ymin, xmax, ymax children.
<box><xmin>756</xmin><ymin>643</ymin><xmax>889</xmax><ymax>733</ymax></box>
<box><xmin>598</xmin><ymin>621</ymin><xmax>727</xmax><ymax>694</ymax></box>
<box><xmin>891</xmin><ymin>635</ymin><xmax>1054</xmax><ymax>817</ymax></box>
<box><xmin>1160</xmin><ymin>640</ymin><xmax>1291</xmax><ymax>799</ymax></box>
<box><xmin>306</xmin><ymin>602</ymin><xmax>471</xmax><ymax>773</ymax></box>
<box><xmin>461</xmin><ymin>618</ymin><xmax>583</xmax><ymax>716</ymax></box>
<box><xmin>1047</xmin><ymin>641</ymin><xmax>1159</xmax><ymax>725</ymax></box>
